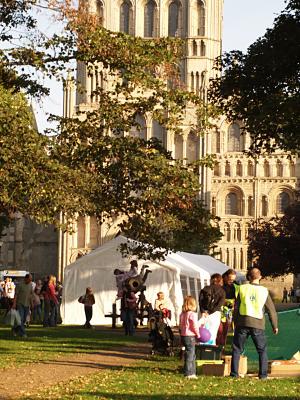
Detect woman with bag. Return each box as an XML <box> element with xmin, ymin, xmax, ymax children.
<box><xmin>198</xmin><ymin>273</ymin><xmax>225</xmax><ymax>345</ymax></box>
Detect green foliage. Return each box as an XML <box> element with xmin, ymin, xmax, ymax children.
<box><xmin>0</xmin><ymin>85</ymin><xmax>83</xmax><ymax>229</ymax></box>
<box><xmin>209</xmin><ymin>0</ymin><xmax>300</xmax><ymax>154</ymax></box>
<box><xmin>248</xmin><ymin>201</ymin><xmax>300</xmax><ymax>276</ymax></box>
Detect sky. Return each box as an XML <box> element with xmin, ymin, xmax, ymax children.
<box><xmin>34</xmin><ymin>0</ymin><xmax>287</xmax><ymax>132</ymax></box>
<box><xmin>222</xmin><ymin>0</ymin><xmax>286</xmax><ymax>52</ymax></box>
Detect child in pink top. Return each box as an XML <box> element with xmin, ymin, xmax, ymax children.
<box><xmin>179</xmin><ymin>296</ymin><xmax>200</xmax><ymax>379</ymax></box>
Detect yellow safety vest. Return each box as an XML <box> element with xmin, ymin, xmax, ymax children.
<box><xmin>237</xmin><ymin>284</ymin><xmax>268</xmax><ymax>319</ymax></box>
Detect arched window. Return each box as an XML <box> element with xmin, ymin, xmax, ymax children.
<box><xmin>96</xmin><ymin>0</ymin><xmax>104</xmax><ymax>24</ymax></box>
<box><xmin>277</xmin><ymin>192</ymin><xmax>290</xmax><ymax>213</ymax></box>
<box><xmin>197</xmin><ymin>0</ymin><xmax>205</xmax><ymax>36</ymax></box>
<box><xmin>234</xmin><ymin>223</ymin><xmax>241</xmax><ymax>242</ymax></box>
<box><xmin>144</xmin><ymin>0</ymin><xmax>157</xmax><ymax>37</ymax></box>
<box><xmin>227</xmin><ymin>123</ymin><xmax>241</xmax><ymax>152</ymax></box>
<box><xmin>200</xmin><ymin>71</ymin><xmax>206</xmax><ymax>100</ymax></box>
<box><xmin>211</xmin><ymin>197</ymin><xmax>216</xmax><ymax>216</ymax></box>
<box><xmin>213</xmin><ymin>162</ymin><xmax>220</xmax><ymax>176</ymax></box>
<box><xmin>236</xmin><ymin>160</ymin><xmax>242</xmax><ymax>176</ymax></box>
<box><xmin>240</xmin><ymin>248</ymin><xmax>244</xmax><ymax>270</ymax></box>
<box><xmin>187</xmin><ymin>132</ymin><xmax>198</xmax><ymax>162</ymax></box>
<box><xmin>224</xmin><ymin>223</ymin><xmax>230</xmax><ymax>242</ymax></box>
<box><xmin>264</xmin><ymin>161</ymin><xmax>270</xmax><ymax>177</ymax></box>
<box><xmin>226</xmin><ymin>248</ymin><xmax>230</xmax><ymax>265</ymax></box>
<box><xmin>225</xmin><ymin>192</ymin><xmax>238</xmax><ymax>215</ymax></box>
<box><xmin>174</xmin><ymin>134</ymin><xmax>183</xmax><ymax>159</ymax></box>
<box><xmin>290</xmin><ymin>161</ymin><xmax>295</xmax><ymax>177</ymax></box>
<box><xmin>262</xmin><ymin>195</ymin><xmax>268</xmax><ymax>216</ymax></box>
<box><xmin>200</xmin><ymin>40</ymin><xmax>206</xmax><ymax>56</ymax></box>
<box><xmin>196</xmin><ymin>71</ymin><xmax>200</xmax><ymax>95</ymax></box>
<box><xmin>192</xmin><ymin>40</ymin><xmax>197</xmax><ymax>56</ymax></box>
<box><xmin>168</xmin><ymin>0</ymin><xmax>182</xmax><ymax>37</ymax></box>
<box><xmin>276</xmin><ymin>160</ymin><xmax>283</xmax><ymax>177</ymax></box>
<box><xmin>120</xmin><ymin>0</ymin><xmax>133</xmax><ymax>34</ymax></box>
<box><xmin>233</xmin><ymin>248</ymin><xmax>237</xmax><ymax>269</ymax></box>
<box><xmin>225</xmin><ymin>161</ymin><xmax>231</xmax><ymax>176</ymax></box>
<box><xmin>245</xmin><ymin>223</ymin><xmax>251</xmax><ymax>240</ymax></box>
<box><xmin>247</xmin><ymin>160</ymin><xmax>254</xmax><ymax>176</ymax></box>
<box><xmin>130</xmin><ymin>114</ymin><xmax>147</xmax><ymax>140</ymax></box>
<box><xmin>77</xmin><ymin>216</ymin><xmax>86</xmax><ymax>248</ymax></box>
<box><xmin>191</xmin><ymin>72</ymin><xmax>194</xmax><ymax>92</ymax></box>
<box><xmin>152</xmin><ymin>120</ymin><xmax>165</xmax><ymax>145</ymax></box>
<box><xmin>248</xmin><ymin>196</ymin><xmax>254</xmax><ymax>216</ymax></box>
<box><xmin>211</xmin><ymin>129</ymin><xmax>220</xmax><ymax>153</ymax></box>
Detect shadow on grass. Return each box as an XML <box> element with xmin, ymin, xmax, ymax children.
<box><xmin>24</xmin><ymin>394</ymin><xmax>300</xmax><ymax>400</ymax></box>
<box><xmin>78</xmin><ymin>395</ymin><xmax>299</xmax><ymax>400</ymax></box>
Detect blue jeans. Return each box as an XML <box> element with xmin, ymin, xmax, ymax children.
<box><xmin>16</xmin><ymin>304</ymin><xmax>30</xmax><ymax>337</ymax></box>
<box><xmin>181</xmin><ymin>336</ymin><xmax>196</xmax><ymax>376</ymax></box>
<box><xmin>33</xmin><ymin>304</ymin><xmax>42</xmax><ymax>322</ymax></box>
<box><xmin>124</xmin><ymin>309</ymin><xmax>135</xmax><ymax>336</ymax></box>
<box><xmin>231</xmin><ymin>326</ymin><xmax>268</xmax><ymax>378</ymax></box>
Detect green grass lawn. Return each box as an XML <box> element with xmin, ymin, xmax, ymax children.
<box><xmin>22</xmin><ymin>356</ymin><xmax>300</xmax><ymax>400</ymax></box>
<box><xmin>0</xmin><ymin>312</ymin><xmax>299</xmax><ymax>400</ymax></box>
<box><xmin>0</xmin><ymin>324</ymin><xmax>144</xmax><ymax>369</ymax></box>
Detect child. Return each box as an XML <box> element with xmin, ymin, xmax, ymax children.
<box><xmin>78</xmin><ymin>287</ymin><xmax>95</xmax><ymax>328</ymax></box>
<box><xmin>154</xmin><ymin>291</ymin><xmax>170</xmax><ymax>319</ymax></box>
<box><xmin>179</xmin><ymin>296</ymin><xmax>200</xmax><ymax>379</ymax></box>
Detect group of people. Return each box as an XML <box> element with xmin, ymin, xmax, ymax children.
<box><xmin>179</xmin><ymin>267</ymin><xmax>278</xmax><ymax>380</ymax></box>
<box><xmin>282</xmin><ymin>286</ymin><xmax>300</xmax><ymax>303</ymax></box>
<box><xmin>3</xmin><ymin>273</ymin><xmax>63</xmax><ymax>338</ymax></box>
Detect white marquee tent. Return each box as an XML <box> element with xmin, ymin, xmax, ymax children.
<box><xmin>61</xmin><ymin>236</ymin><xmax>232</xmax><ymax>325</ymax></box>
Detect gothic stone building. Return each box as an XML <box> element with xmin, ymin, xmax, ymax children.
<box><xmin>1</xmin><ymin>1</ymin><xmax>299</xmax><ymax>291</ymax></box>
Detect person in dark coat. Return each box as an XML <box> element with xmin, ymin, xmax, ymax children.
<box><xmin>198</xmin><ymin>273</ymin><xmax>225</xmax><ymax>345</ymax></box>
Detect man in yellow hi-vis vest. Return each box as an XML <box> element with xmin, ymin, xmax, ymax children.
<box><xmin>231</xmin><ymin>267</ymin><xmax>278</xmax><ymax>380</ymax></box>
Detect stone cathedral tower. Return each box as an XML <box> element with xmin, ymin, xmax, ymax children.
<box><xmin>61</xmin><ymin>0</ymin><xmax>299</xmax><ymax>287</ymax></box>
<box><xmin>60</xmin><ymin>0</ymin><xmax>225</xmax><ymax>275</ymax></box>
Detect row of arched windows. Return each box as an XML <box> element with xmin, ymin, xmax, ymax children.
<box><xmin>213</xmin><ymin>159</ymin><xmax>295</xmax><ymax>178</ymax></box>
<box><xmin>220</xmin><ymin>248</ymin><xmax>245</xmax><ymax>270</ymax></box>
<box><xmin>96</xmin><ymin>0</ymin><xmax>206</xmax><ymax>37</ymax></box>
<box><xmin>129</xmin><ymin>115</ymin><xmax>164</xmax><ymax>143</ymax></box>
<box><xmin>224</xmin><ymin>191</ymin><xmax>291</xmax><ymax>216</ymax></box>
<box><xmin>87</xmin><ymin>67</ymin><xmax>105</xmax><ymax>102</ymax></box>
<box><xmin>192</xmin><ymin>40</ymin><xmax>206</xmax><ymax>57</ymax></box>
<box><xmin>211</xmin><ymin>123</ymin><xmax>243</xmax><ymax>154</ymax></box>
<box><xmin>190</xmin><ymin>71</ymin><xmax>205</xmax><ymax>97</ymax></box>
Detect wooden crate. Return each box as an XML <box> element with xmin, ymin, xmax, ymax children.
<box><xmin>268</xmin><ymin>360</ymin><xmax>300</xmax><ymax>377</ymax></box>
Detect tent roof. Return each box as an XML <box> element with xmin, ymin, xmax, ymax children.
<box><xmin>64</xmin><ymin>236</ymin><xmax>230</xmax><ymax>279</ymax></box>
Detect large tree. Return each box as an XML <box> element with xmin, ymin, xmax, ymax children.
<box><xmin>209</xmin><ymin>0</ymin><xmax>300</xmax><ymax>154</ymax></box>
<box><xmin>248</xmin><ymin>201</ymin><xmax>300</xmax><ymax>276</ymax></box>
<box><xmin>0</xmin><ymin>1</ymin><xmax>221</xmax><ymax>258</ymax></box>
<box><xmin>0</xmin><ymin>85</ymin><xmax>85</xmax><ymax>234</ymax></box>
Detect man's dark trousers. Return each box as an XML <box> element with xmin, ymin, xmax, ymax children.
<box><xmin>231</xmin><ymin>326</ymin><xmax>268</xmax><ymax>379</ymax></box>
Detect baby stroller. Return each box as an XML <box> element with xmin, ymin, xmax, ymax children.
<box><xmin>148</xmin><ymin>310</ymin><xmax>174</xmax><ymax>356</ymax></box>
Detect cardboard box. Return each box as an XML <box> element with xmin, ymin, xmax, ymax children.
<box><xmin>196</xmin><ymin>360</ymin><xmax>223</xmax><ymax>375</ymax></box>
<box><xmin>268</xmin><ymin>360</ymin><xmax>300</xmax><ymax>377</ymax></box>
<box><xmin>202</xmin><ymin>362</ymin><xmax>226</xmax><ymax>376</ymax></box>
<box><xmin>224</xmin><ymin>355</ymin><xmax>248</xmax><ymax>376</ymax></box>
